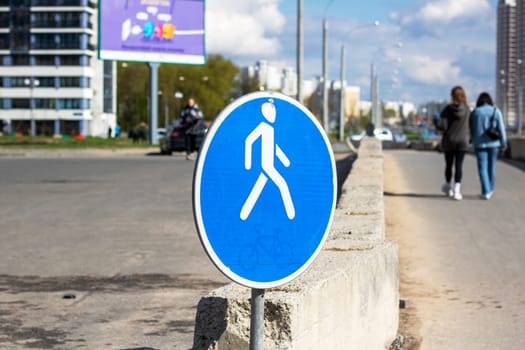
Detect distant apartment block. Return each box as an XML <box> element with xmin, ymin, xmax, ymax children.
<box><xmin>242</xmin><ymin>60</ymin><xmax>416</xmax><ymax>130</ymax></box>
<box><xmin>497</xmin><ymin>0</ymin><xmax>519</xmax><ymax>127</ymax></box>
<box><xmin>0</xmin><ymin>0</ymin><xmax>116</xmax><ymax>137</ymax></box>
<box><xmin>517</xmin><ymin>0</ymin><xmax>525</xmax><ymax>130</ymax></box>
<box><xmin>243</xmin><ymin>60</ymin><xmax>297</xmax><ymax>97</ymax></box>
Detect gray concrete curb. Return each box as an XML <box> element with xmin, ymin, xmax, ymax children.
<box><xmin>192</xmin><ymin>137</ymin><xmax>399</xmax><ymax>349</ymax></box>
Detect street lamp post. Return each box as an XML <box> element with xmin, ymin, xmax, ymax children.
<box><xmin>339</xmin><ymin>45</ymin><xmax>345</xmax><ymax>141</ymax></box>
<box><xmin>296</xmin><ymin>0</ymin><xmax>303</xmax><ymax>103</ymax></box>
<box><xmin>517</xmin><ymin>59</ymin><xmax>523</xmax><ymax>135</ymax></box>
<box><xmin>321</xmin><ymin>0</ymin><xmax>334</xmax><ymax>132</ymax></box>
<box><xmin>174</xmin><ymin>91</ymin><xmax>184</xmax><ymax>122</ymax></box>
<box><xmin>499</xmin><ymin>69</ymin><xmax>507</xmax><ymax>126</ymax></box>
<box><xmin>338</xmin><ymin>20</ymin><xmax>380</xmax><ymax>138</ymax></box>
<box><xmin>370</xmin><ymin>42</ymin><xmax>403</xmax><ymax>127</ymax></box>
<box><xmin>158</xmin><ymin>90</ymin><xmax>170</xmax><ymax>128</ymax></box>
<box><xmin>24</xmin><ymin>77</ymin><xmax>40</xmax><ymax>136</ymax></box>
<box><xmin>322</xmin><ymin>17</ymin><xmax>329</xmax><ymax>132</ymax></box>
<box><xmin>370</xmin><ymin>63</ymin><xmax>378</xmax><ymax>128</ymax></box>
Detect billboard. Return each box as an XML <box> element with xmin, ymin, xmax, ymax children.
<box><xmin>98</xmin><ymin>0</ymin><xmax>205</xmax><ymax>64</ymax></box>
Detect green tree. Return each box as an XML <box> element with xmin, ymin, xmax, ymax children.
<box><xmin>239</xmin><ymin>72</ymin><xmax>261</xmax><ymax>96</ymax></box>
<box><xmin>157</xmin><ymin>54</ymin><xmax>240</xmax><ymax>122</ymax></box>
<box><xmin>116</xmin><ymin>54</ymin><xmax>240</xmax><ymax>131</ymax></box>
<box><xmin>117</xmin><ymin>62</ymin><xmax>149</xmax><ymax>131</ymax></box>
<box><xmin>383</xmin><ymin>107</ymin><xmax>397</xmax><ymax>119</ymax></box>
<box><xmin>304</xmin><ymin>92</ymin><xmax>322</xmax><ymax>122</ymax></box>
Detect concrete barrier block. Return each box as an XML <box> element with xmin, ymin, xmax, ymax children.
<box><xmin>193</xmin><ymin>241</ymin><xmax>399</xmax><ymax>350</ymax></box>
<box><xmin>344</xmin><ymin>172</ymin><xmax>384</xmax><ymax>188</ymax></box>
<box><xmin>337</xmin><ymin>187</ymin><xmax>384</xmax><ymax>216</ymax></box>
<box><xmin>409</xmin><ymin>140</ymin><xmax>439</xmax><ymax>151</ymax></box>
<box><xmin>357</xmin><ymin>137</ymin><xmax>383</xmax><ymax>157</ymax></box>
<box><xmin>330</xmin><ymin>211</ymin><xmax>385</xmax><ymax>241</ymax></box>
<box><xmin>350</xmin><ymin>161</ymin><xmax>384</xmax><ymax>179</ymax></box>
<box><xmin>192</xmin><ymin>138</ymin><xmax>398</xmax><ymax>350</ymax></box>
<box><xmin>509</xmin><ymin>137</ymin><xmax>525</xmax><ymax>160</ymax></box>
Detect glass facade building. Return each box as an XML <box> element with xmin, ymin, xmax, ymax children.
<box><xmin>0</xmin><ymin>0</ymin><xmax>116</xmax><ymax>137</ymax></box>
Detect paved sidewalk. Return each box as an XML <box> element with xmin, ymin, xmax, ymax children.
<box><xmin>384</xmin><ymin>150</ymin><xmax>525</xmax><ymax>350</ymax></box>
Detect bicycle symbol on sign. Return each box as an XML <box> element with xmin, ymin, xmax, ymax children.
<box><xmin>238</xmin><ymin>227</ymin><xmax>294</xmax><ymax>271</ymax></box>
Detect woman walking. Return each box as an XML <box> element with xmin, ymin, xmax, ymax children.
<box><xmin>469</xmin><ymin>92</ymin><xmax>507</xmax><ymax>200</ymax></box>
<box><xmin>434</xmin><ymin>86</ymin><xmax>470</xmax><ymax>200</ymax></box>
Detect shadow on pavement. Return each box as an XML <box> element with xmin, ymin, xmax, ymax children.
<box><xmin>146</xmin><ymin>152</ymin><xmax>164</xmax><ymax>156</ymax></box>
<box><xmin>384</xmin><ymin>192</ymin><xmax>493</xmax><ymax>201</ymax></box>
<box><xmin>500</xmin><ymin>157</ymin><xmax>525</xmax><ymax>172</ymax></box>
<box><xmin>384</xmin><ymin>191</ymin><xmax>446</xmax><ymax>199</ymax></box>
<box><xmin>336</xmin><ymin>154</ymin><xmax>357</xmax><ymax>203</ymax></box>
<box><xmin>0</xmin><ymin>274</ymin><xmax>225</xmax><ymax>293</ymax></box>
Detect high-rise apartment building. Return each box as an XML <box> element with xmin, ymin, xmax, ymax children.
<box><xmin>0</xmin><ymin>0</ymin><xmax>116</xmax><ymax>137</ymax></box>
<box><xmin>516</xmin><ymin>0</ymin><xmax>525</xmax><ymax>131</ymax></box>
<box><xmin>496</xmin><ymin>0</ymin><xmax>517</xmax><ymax>127</ymax></box>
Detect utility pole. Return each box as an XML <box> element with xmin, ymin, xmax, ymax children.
<box><xmin>370</xmin><ymin>63</ymin><xmax>375</xmax><ymax>127</ymax></box>
<box><xmin>517</xmin><ymin>59</ymin><xmax>523</xmax><ymax>135</ymax></box>
<box><xmin>322</xmin><ymin>17</ymin><xmax>329</xmax><ymax>132</ymax></box>
<box><xmin>339</xmin><ymin>45</ymin><xmax>345</xmax><ymax>141</ymax></box>
<box><xmin>296</xmin><ymin>0</ymin><xmax>303</xmax><ymax>103</ymax></box>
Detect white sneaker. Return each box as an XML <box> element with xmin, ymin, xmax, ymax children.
<box><xmin>453</xmin><ymin>191</ymin><xmax>463</xmax><ymax>200</ymax></box>
<box><xmin>482</xmin><ymin>192</ymin><xmax>493</xmax><ymax>200</ymax></box>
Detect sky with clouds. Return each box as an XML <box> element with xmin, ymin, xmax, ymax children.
<box><xmin>205</xmin><ymin>0</ymin><xmax>497</xmax><ymax>105</ymax></box>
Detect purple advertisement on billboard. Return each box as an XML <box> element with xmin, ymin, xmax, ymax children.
<box><xmin>98</xmin><ymin>0</ymin><xmax>205</xmax><ymax>64</ymax></box>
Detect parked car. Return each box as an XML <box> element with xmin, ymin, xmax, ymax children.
<box><xmin>392</xmin><ymin>132</ymin><xmax>407</xmax><ymax>143</ymax></box>
<box><xmin>349</xmin><ymin>130</ymin><xmax>366</xmax><ymax>141</ymax></box>
<box><xmin>349</xmin><ymin>128</ymin><xmax>393</xmax><ymax>142</ymax></box>
<box><xmin>374</xmin><ymin>128</ymin><xmax>393</xmax><ymax>141</ymax></box>
<box><xmin>157</xmin><ymin>127</ymin><xmax>166</xmax><ymax>138</ymax></box>
<box><xmin>159</xmin><ymin>119</ymin><xmax>207</xmax><ymax>155</ymax></box>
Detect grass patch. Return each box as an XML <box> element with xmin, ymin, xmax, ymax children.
<box><xmin>0</xmin><ymin>136</ymin><xmax>155</xmax><ymax>149</ymax></box>
<box><xmin>404</xmin><ymin>131</ymin><xmax>421</xmax><ymax>141</ymax></box>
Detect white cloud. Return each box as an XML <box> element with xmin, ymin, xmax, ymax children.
<box><xmin>417</xmin><ymin>0</ymin><xmax>490</xmax><ymax>23</ymax></box>
<box><xmin>206</xmin><ymin>0</ymin><xmax>285</xmax><ymax>56</ymax></box>
<box><xmin>402</xmin><ymin>55</ymin><xmax>461</xmax><ymax>85</ymax></box>
<box><xmin>201</xmin><ymin>0</ymin><xmax>496</xmax><ymax>104</ymax></box>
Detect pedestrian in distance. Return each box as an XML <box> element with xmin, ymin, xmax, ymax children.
<box><xmin>179</xmin><ymin>97</ymin><xmax>203</xmax><ymax>160</ymax></box>
<box><xmin>469</xmin><ymin>92</ymin><xmax>507</xmax><ymax>200</ymax></box>
<box><xmin>433</xmin><ymin>86</ymin><xmax>470</xmax><ymax>200</ymax></box>
<box><xmin>114</xmin><ymin>124</ymin><xmax>121</xmax><ymax>139</ymax></box>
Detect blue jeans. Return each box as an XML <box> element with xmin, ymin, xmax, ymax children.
<box><xmin>475</xmin><ymin>147</ymin><xmax>498</xmax><ymax>195</ymax></box>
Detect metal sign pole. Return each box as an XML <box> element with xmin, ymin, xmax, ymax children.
<box><xmin>249</xmin><ymin>288</ymin><xmax>265</xmax><ymax>350</ymax></box>
<box><xmin>148</xmin><ymin>62</ymin><xmax>160</xmax><ymax>145</ymax></box>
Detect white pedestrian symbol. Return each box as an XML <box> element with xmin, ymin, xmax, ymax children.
<box><xmin>240</xmin><ymin>100</ymin><xmax>295</xmax><ymax>221</ymax></box>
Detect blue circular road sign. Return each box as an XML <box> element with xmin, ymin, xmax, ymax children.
<box><xmin>193</xmin><ymin>92</ymin><xmax>336</xmax><ymax>288</ymax></box>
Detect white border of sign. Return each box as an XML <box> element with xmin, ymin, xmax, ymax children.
<box><xmin>193</xmin><ymin>91</ymin><xmax>337</xmax><ymax>289</ymax></box>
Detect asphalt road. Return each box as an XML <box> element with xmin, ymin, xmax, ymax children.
<box><xmin>0</xmin><ymin>153</ymin><xmax>229</xmax><ymax>349</ymax></box>
<box><xmin>384</xmin><ymin>150</ymin><xmax>525</xmax><ymax>350</ymax></box>
<box><xmin>0</xmin><ymin>150</ymin><xmax>354</xmax><ymax>349</ymax></box>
